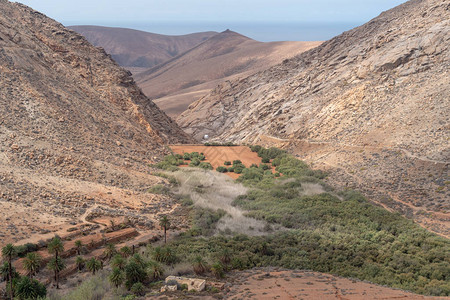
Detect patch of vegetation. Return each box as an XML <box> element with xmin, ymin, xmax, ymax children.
<box><xmin>148</xmin><ymin>184</ymin><xmax>171</xmax><ymax>195</ymax></box>
<box><xmin>204</xmin><ymin>142</ymin><xmax>237</xmax><ymax>146</ymax></box>
<box><xmin>166</xmin><ymin>146</ymin><xmax>450</xmax><ymax>296</ymax></box>
<box><xmin>216</xmin><ymin>166</ymin><xmax>228</xmax><ymax>173</ymax></box>
<box><xmin>153</xmin><ymin>154</ymin><xmax>184</xmax><ymax>171</ymax></box>
<box><xmin>198</xmin><ymin>162</ymin><xmax>213</xmax><ymax>170</ymax></box>
<box><xmin>186</xmin><ymin>207</ymin><xmax>227</xmax><ymax>237</ymax></box>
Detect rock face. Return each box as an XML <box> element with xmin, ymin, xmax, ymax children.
<box><xmin>178</xmin><ymin>0</ymin><xmax>450</xmax><ymax>236</ymax></box>
<box><xmin>0</xmin><ymin>0</ymin><xmax>192</xmax><ymax>244</ymax></box>
<box><xmin>135</xmin><ymin>30</ymin><xmax>321</xmax><ymax>117</ymax></box>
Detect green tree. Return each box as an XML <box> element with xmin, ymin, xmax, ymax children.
<box><xmin>2</xmin><ymin>244</ymin><xmax>17</xmax><ymax>300</ymax></box>
<box><xmin>14</xmin><ymin>276</ymin><xmax>46</xmax><ymax>300</ymax></box>
<box><xmin>22</xmin><ymin>252</ymin><xmax>42</xmax><ymax>278</ymax></box>
<box><xmin>120</xmin><ymin>246</ymin><xmax>132</xmax><ymax>258</ymax></box>
<box><xmin>47</xmin><ymin>236</ymin><xmax>64</xmax><ymax>289</ymax></box>
<box><xmin>159</xmin><ymin>215</ymin><xmax>171</xmax><ymax>244</ymax></box>
<box><xmin>131</xmin><ymin>282</ymin><xmax>145</xmax><ymax>296</ymax></box>
<box><xmin>193</xmin><ymin>255</ymin><xmax>207</xmax><ymax>275</ymax></box>
<box><xmin>47</xmin><ymin>257</ymin><xmax>65</xmax><ymax>289</ymax></box>
<box><xmin>111</xmin><ymin>254</ymin><xmax>126</xmax><ymax>270</ymax></box>
<box><xmin>75</xmin><ymin>256</ymin><xmax>84</xmax><ymax>271</ymax></box>
<box><xmin>125</xmin><ymin>261</ymin><xmax>147</xmax><ymax>289</ymax></box>
<box><xmin>103</xmin><ymin>243</ymin><xmax>117</xmax><ymax>260</ymax></box>
<box><xmin>147</xmin><ymin>261</ymin><xmax>164</xmax><ymax>281</ymax></box>
<box><xmin>219</xmin><ymin>248</ymin><xmax>232</xmax><ymax>271</ymax></box>
<box><xmin>211</xmin><ymin>262</ymin><xmax>224</xmax><ymax>279</ymax></box>
<box><xmin>109</xmin><ymin>267</ymin><xmax>124</xmax><ymax>288</ymax></box>
<box><xmin>74</xmin><ymin>240</ymin><xmax>83</xmax><ymax>256</ymax></box>
<box><xmin>86</xmin><ymin>257</ymin><xmax>102</xmax><ymax>275</ymax></box>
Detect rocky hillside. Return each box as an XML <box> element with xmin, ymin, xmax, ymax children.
<box><xmin>178</xmin><ymin>0</ymin><xmax>450</xmax><ymax>236</ymax></box>
<box><xmin>136</xmin><ymin>30</ymin><xmax>321</xmax><ymax>117</ymax></box>
<box><xmin>69</xmin><ymin>25</ymin><xmax>217</xmax><ymax>73</ymax></box>
<box><xmin>0</xmin><ymin>0</ymin><xmax>192</xmax><ymax>244</ymax></box>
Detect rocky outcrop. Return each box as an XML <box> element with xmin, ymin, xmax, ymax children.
<box><xmin>178</xmin><ymin>0</ymin><xmax>450</xmax><ymax>236</ymax></box>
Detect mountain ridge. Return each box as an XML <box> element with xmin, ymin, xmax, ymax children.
<box><xmin>135</xmin><ymin>30</ymin><xmax>322</xmax><ymax>117</ymax></box>
<box><xmin>69</xmin><ymin>25</ymin><xmax>217</xmax><ymax>72</ymax></box>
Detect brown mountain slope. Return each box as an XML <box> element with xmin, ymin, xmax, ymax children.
<box><xmin>0</xmin><ymin>0</ymin><xmax>192</xmax><ymax>245</ymax></box>
<box><xmin>69</xmin><ymin>25</ymin><xmax>217</xmax><ymax>73</ymax></box>
<box><xmin>135</xmin><ymin>30</ymin><xmax>322</xmax><ymax>117</ymax></box>
<box><xmin>178</xmin><ymin>0</ymin><xmax>450</xmax><ymax>236</ymax></box>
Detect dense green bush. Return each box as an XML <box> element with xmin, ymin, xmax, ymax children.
<box><xmin>189</xmin><ymin>158</ymin><xmax>201</xmax><ymax>167</ymax></box>
<box><xmin>224</xmin><ymin>161</ymin><xmax>232</xmax><ymax>166</ymax></box>
<box><xmin>199</xmin><ymin>162</ymin><xmax>213</xmax><ymax>170</ymax></box>
<box><xmin>154</xmin><ymin>154</ymin><xmax>183</xmax><ymax>171</ymax></box>
<box><xmin>216</xmin><ymin>166</ymin><xmax>228</xmax><ymax>173</ymax></box>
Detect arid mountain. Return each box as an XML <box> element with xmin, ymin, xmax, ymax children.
<box><xmin>178</xmin><ymin>0</ymin><xmax>450</xmax><ymax>236</ymax></box>
<box><xmin>0</xmin><ymin>0</ymin><xmax>191</xmax><ymax>245</ymax></box>
<box><xmin>135</xmin><ymin>30</ymin><xmax>322</xmax><ymax>117</ymax></box>
<box><xmin>69</xmin><ymin>25</ymin><xmax>217</xmax><ymax>73</ymax></box>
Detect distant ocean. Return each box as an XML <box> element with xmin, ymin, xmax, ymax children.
<box><xmin>66</xmin><ymin>21</ymin><xmax>361</xmax><ymax>42</ymax></box>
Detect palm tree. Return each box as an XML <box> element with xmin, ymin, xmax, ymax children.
<box><xmin>109</xmin><ymin>267</ymin><xmax>124</xmax><ymax>288</ymax></box>
<box><xmin>210</xmin><ymin>262</ymin><xmax>224</xmax><ymax>279</ymax></box>
<box><xmin>22</xmin><ymin>252</ymin><xmax>42</xmax><ymax>278</ymax></box>
<box><xmin>47</xmin><ymin>257</ymin><xmax>65</xmax><ymax>289</ymax></box>
<box><xmin>15</xmin><ymin>276</ymin><xmax>47</xmax><ymax>300</ymax></box>
<box><xmin>74</xmin><ymin>240</ymin><xmax>83</xmax><ymax>255</ymax></box>
<box><xmin>147</xmin><ymin>261</ymin><xmax>164</xmax><ymax>281</ymax></box>
<box><xmin>193</xmin><ymin>255</ymin><xmax>207</xmax><ymax>275</ymax></box>
<box><xmin>111</xmin><ymin>254</ymin><xmax>126</xmax><ymax>270</ymax></box>
<box><xmin>47</xmin><ymin>236</ymin><xmax>64</xmax><ymax>289</ymax></box>
<box><xmin>86</xmin><ymin>257</ymin><xmax>101</xmax><ymax>275</ymax></box>
<box><xmin>159</xmin><ymin>215</ymin><xmax>171</xmax><ymax>244</ymax></box>
<box><xmin>75</xmin><ymin>256</ymin><xmax>84</xmax><ymax>271</ymax></box>
<box><xmin>125</xmin><ymin>261</ymin><xmax>147</xmax><ymax>289</ymax></box>
<box><xmin>130</xmin><ymin>253</ymin><xmax>146</xmax><ymax>269</ymax></box>
<box><xmin>219</xmin><ymin>248</ymin><xmax>232</xmax><ymax>271</ymax></box>
<box><xmin>120</xmin><ymin>246</ymin><xmax>132</xmax><ymax>258</ymax></box>
<box><xmin>103</xmin><ymin>243</ymin><xmax>117</xmax><ymax>260</ymax></box>
<box><xmin>2</xmin><ymin>244</ymin><xmax>17</xmax><ymax>300</ymax></box>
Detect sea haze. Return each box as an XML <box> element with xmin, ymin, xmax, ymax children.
<box><xmin>65</xmin><ymin>21</ymin><xmax>360</xmax><ymax>41</ymax></box>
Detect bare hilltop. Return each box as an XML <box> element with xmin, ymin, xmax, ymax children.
<box><xmin>68</xmin><ymin>25</ymin><xmax>217</xmax><ymax>74</ymax></box>
<box><xmin>178</xmin><ymin>0</ymin><xmax>450</xmax><ymax>236</ymax></box>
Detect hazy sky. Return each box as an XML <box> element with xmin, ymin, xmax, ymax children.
<box><xmin>15</xmin><ymin>0</ymin><xmax>408</xmax><ymax>41</ymax></box>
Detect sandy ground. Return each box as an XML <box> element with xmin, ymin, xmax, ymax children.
<box><xmin>170</xmin><ymin>145</ymin><xmax>265</xmax><ymax>179</ymax></box>
<box><xmin>225</xmin><ymin>269</ymin><xmax>448</xmax><ymax>300</ymax></box>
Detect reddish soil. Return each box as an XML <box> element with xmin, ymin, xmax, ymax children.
<box><xmin>170</xmin><ymin>145</ymin><xmax>265</xmax><ymax>179</ymax></box>
<box><xmin>225</xmin><ymin>270</ymin><xmax>447</xmax><ymax>300</ymax></box>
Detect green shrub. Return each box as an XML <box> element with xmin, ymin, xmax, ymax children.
<box><xmin>261</xmin><ymin>157</ymin><xmax>270</xmax><ymax>163</ymax></box>
<box><xmin>216</xmin><ymin>166</ymin><xmax>228</xmax><ymax>173</ymax></box>
<box><xmin>131</xmin><ymin>282</ymin><xmax>145</xmax><ymax>296</ymax></box>
<box><xmin>189</xmin><ymin>158</ymin><xmax>201</xmax><ymax>167</ymax></box>
<box><xmin>199</xmin><ymin>162</ymin><xmax>213</xmax><ymax>170</ymax></box>
<box><xmin>224</xmin><ymin>161</ymin><xmax>232</xmax><ymax>166</ymax></box>
<box><xmin>233</xmin><ymin>164</ymin><xmax>246</xmax><ymax>174</ymax></box>
<box><xmin>228</xmin><ymin>167</ymin><xmax>235</xmax><ymax>172</ymax></box>
<box><xmin>233</xmin><ymin>160</ymin><xmax>242</xmax><ymax>165</ymax></box>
